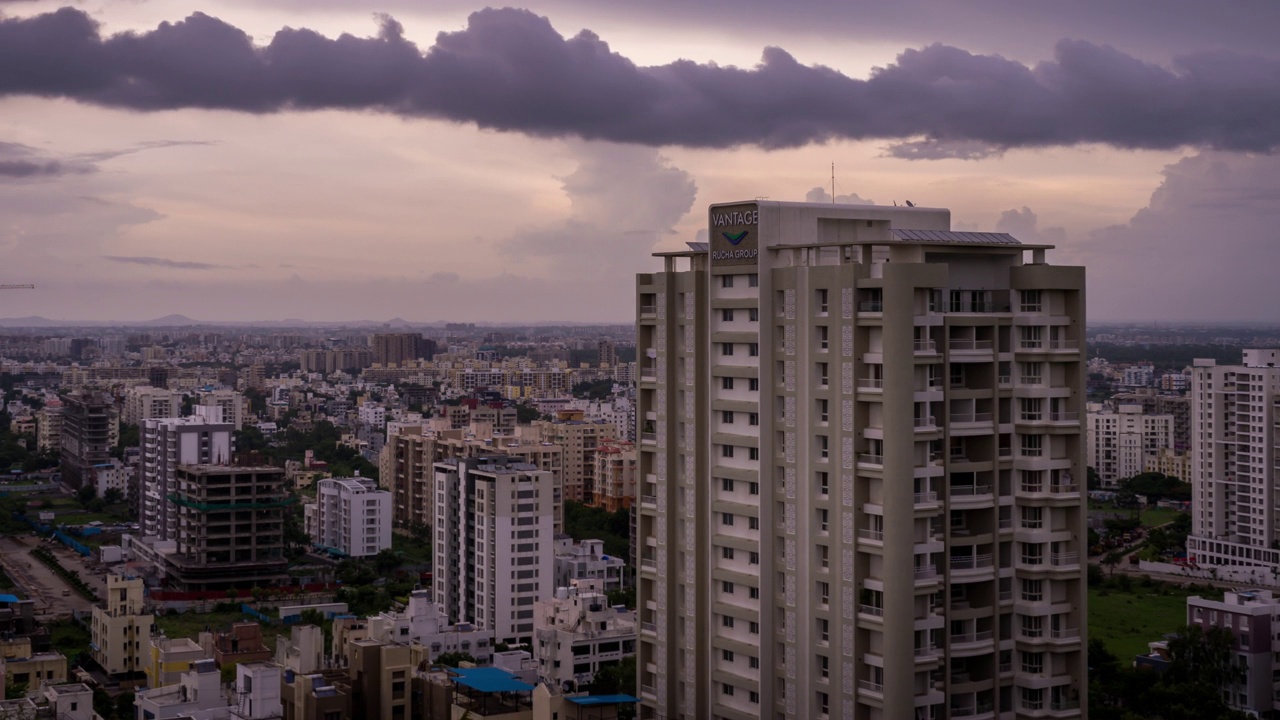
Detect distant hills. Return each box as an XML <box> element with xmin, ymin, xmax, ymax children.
<box><xmin>0</xmin><ymin>315</ymin><xmax>629</xmax><ymax>329</ymax></box>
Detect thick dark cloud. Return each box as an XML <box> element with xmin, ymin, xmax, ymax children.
<box><xmin>2</xmin><ymin>8</ymin><xmax>1278</xmax><ymax>154</ymax></box>
<box><xmin>102</xmin><ymin>255</ymin><xmax>223</xmax><ymax>270</ymax></box>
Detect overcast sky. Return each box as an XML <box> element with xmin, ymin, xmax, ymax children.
<box><xmin>0</xmin><ymin>0</ymin><xmax>1276</xmax><ymax>323</ymax></box>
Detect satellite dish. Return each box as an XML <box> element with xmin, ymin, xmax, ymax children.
<box><xmin>905</xmin><ymin>200</ymin><xmax>916</xmax><ymax>207</ymax></box>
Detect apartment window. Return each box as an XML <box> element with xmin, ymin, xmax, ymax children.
<box><xmin>722</xmin><ymin>513</ymin><xmax>735</xmax><ymax>526</ymax></box>
<box><xmin>818</xmin><ymin>654</ymin><xmax>830</xmax><ymax>678</ymax></box>
<box><xmin>749</xmin><ymin>551</ymin><xmax>760</xmax><ymax>565</ymax></box>
<box><xmin>817</xmin><ymin>362</ymin><xmax>829</xmax><ymax>386</ymax></box>
<box><xmin>1020</xmin><ymin>614</ymin><xmax>1044</xmax><ymax>638</ymax></box>
<box><xmin>749</xmin><ymin>482</ymin><xmax>760</xmax><ymax>495</ymax></box>
<box><xmin>1021</xmin><ymin>651</ymin><xmax>1045</xmax><ymax>675</ymax></box>
<box><xmin>723</xmin><ymin>546</ymin><xmax>735</xmax><ymax>560</ymax></box>
<box><xmin>723</xmin><ymin>410</ymin><xmax>735</xmax><ymax>424</ymax></box>
<box><xmin>818</xmin><ymin>435</ymin><xmax>829</xmax><ymax>460</ymax></box>
<box><xmin>722</xmin><ymin>275</ymin><xmax>735</xmax><ymax>289</ymax></box>
<box><xmin>749</xmin><ymin>656</ymin><xmax>760</xmax><ymax>669</ymax></box>
<box><xmin>1021</xmin><ymin>506</ymin><xmax>1043</xmax><ymax>529</ymax></box>
<box><xmin>722</xmin><ymin>683</ymin><xmax>734</xmax><ymax>697</ymax></box>
<box><xmin>817</xmin><ymin>289</ymin><xmax>829</xmax><ymax>315</ymax></box>
<box><xmin>749</xmin><ymin>308</ymin><xmax>760</xmax><ymax>321</ymax></box>
<box><xmin>749</xmin><ymin>621</ymin><xmax>760</xmax><ymax>634</ymax></box>
<box><xmin>817</xmin><ymin>691</ymin><xmax>830</xmax><ymax>716</ymax></box>
<box><xmin>722</xmin><ymin>444</ymin><xmax>735</xmax><ymax>458</ymax></box>
<box><xmin>817</xmin><ymin>581</ymin><xmax>830</xmax><ymax>606</ymax></box>
<box><xmin>749</xmin><ymin>586</ymin><xmax>760</xmax><ymax>599</ymax></box>
<box><xmin>749</xmin><ymin>516</ymin><xmax>759</xmax><ymax>530</ymax></box>
<box><xmin>748</xmin><ymin>273</ymin><xmax>759</xmax><ymax>287</ymax></box>
<box><xmin>818</xmin><ymin>544</ymin><xmax>829</xmax><ymax>568</ymax></box>
<box><xmin>818</xmin><ymin>399</ymin><xmax>829</xmax><ymax>423</ymax></box>
<box><xmin>748</xmin><ymin>412</ymin><xmax>759</xmax><ymax>426</ymax></box>
<box><xmin>723</xmin><ymin>581</ymin><xmax>735</xmax><ymax>594</ymax></box>
<box><xmin>1020</xmin><ymin>290</ymin><xmax>1043</xmax><ymax>313</ymax></box>
<box><xmin>722</xmin><ymin>377</ymin><xmax>735</xmax><ymax>390</ymax></box>
<box><xmin>723</xmin><ymin>649</ymin><xmax>735</xmax><ymax>662</ymax></box>
<box><xmin>1021</xmin><ymin>579</ymin><xmax>1043</xmax><ymax>602</ymax></box>
<box><xmin>722</xmin><ymin>615</ymin><xmax>735</xmax><ymax>628</ymax></box>
<box><xmin>1021</xmin><ymin>434</ymin><xmax>1044</xmax><ymax>457</ymax></box>
<box><xmin>722</xmin><ymin>478</ymin><xmax>735</xmax><ymax>492</ymax></box>
<box><xmin>722</xmin><ymin>308</ymin><xmax>735</xmax><ymax>322</ymax></box>
<box><xmin>749</xmin><ymin>378</ymin><xmax>760</xmax><ymax>391</ymax></box>
<box><xmin>817</xmin><ymin>325</ymin><xmax>829</xmax><ymax>350</ymax></box>
<box><xmin>749</xmin><ymin>691</ymin><xmax>760</xmax><ymax>704</ymax></box>
<box><xmin>817</xmin><ymin>471</ymin><xmax>829</xmax><ymax>495</ymax></box>
<box><xmin>722</xmin><ymin>343</ymin><xmax>735</xmax><ymax>356</ymax></box>
<box><xmin>1021</xmin><ymin>687</ymin><xmax>1044</xmax><ymax>711</ymax></box>
<box><xmin>1020</xmin><ymin>542</ymin><xmax>1044</xmax><ymax>565</ymax></box>
<box><xmin>818</xmin><ymin>508</ymin><xmax>829</xmax><ymax>532</ymax></box>
<box><xmin>749</xmin><ymin>343</ymin><xmax>760</xmax><ymax>357</ymax></box>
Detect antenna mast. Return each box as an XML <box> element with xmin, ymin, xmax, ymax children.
<box><xmin>831</xmin><ymin>163</ymin><xmax>835</xmax><ymax>203</ymax></box>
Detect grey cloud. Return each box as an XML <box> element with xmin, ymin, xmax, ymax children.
<box><xmin>1078</xmin><ymin>152</ymin><xmax>1280</xmax><ymax>322</ymax></box>
<box><xmin>102</xmin><ymin>255</ymin><xmax>224</xmax><ymax>269</ymax></box>
<box><xmin>805</xmin><ymin>187</ymin><xmax>874</xmax><ymax>205</ymax></box>
<box><xmin>0</xmin><ymin>140</ymin><xmax>94</xmax><ymax>178</ymax></box>
<box><xmin>2</xmin><ymin>8</ymin><xmax>1279</xmax><ymax>154</ymax></box>
<box><xmin>77</xmin><ymin>140</ymin><xmax>216</xmax><ymax>163</ymax></box>
<box><xmin>994</xmin><ymin>207</ymin><xmax>1066</xmax><ymax>246</ymax></box>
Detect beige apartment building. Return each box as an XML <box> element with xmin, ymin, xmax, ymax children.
<box><xmin>635</xmin><ymin>200</ymin><xmax>1086</xmax><ymax>720</ymax></box>
<box><xmin>90</xmin><ymin>574</ymin><xmax>153</xmax><ymax>681</ymax></box>
<box><xmin>1085</xmin><ymin>403</ymin><xmax>1175</xmax><ymax>486</ymax></box>
<box><xmin>1188</xmin><ymin>350</ymin><xmax>1280</xmax><ymax>569</ymax></box>
<box><xmin>537</xmin><ymin>413</ymin><xmax>616</xmax><ymax>503</ymax></box>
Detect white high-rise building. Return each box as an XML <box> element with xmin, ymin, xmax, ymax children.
<box><xmin>1085</xmin><ymin>404</ymin><xmax>1175</xmax><ymax>487</ymax></box>
<box><xmin>303</xmin><ymin>477</ymin><xmax>392</xmax><ymax>558</ymax></box>
<box><xmin>198</xmin><ymin>389</ymin><xmax>245</xmax><ymax>430</ymax></box>
<box><xmin>433</xmin><ymin>456</ymin><xmax>555</xmax><ymax>647</ymax></box>
<box><xmin>635</xmin><ymin>200</ymin><xmax>1087</xmax><ymax>720</ymax></box>
<box><xmin>139</xmin><ymin>407</ymin><xmax>232</xmax><ymax>539</ymax></box>
<box><xmin>122</xmin><ymin>386</ymin><xmax>181</xmax><ymax>425</ymax></box>
<box><xmin>1188</xmin><ymin>350</ymin><xmax>1280</xmax><ymax>568</ymax></box>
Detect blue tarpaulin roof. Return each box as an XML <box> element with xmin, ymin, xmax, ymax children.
<box><xmin>0</xmin><ymin>594</ymin><xmax>20</xmax><ymax>604</ymax></box>
<box><xmin>568</xmin><ymin>695</ymin><xmax>640</xmax><ymax>706</ymax></box>
<box><xmin>449</xmin><ymin>667</ymin><xmax>535</xmax><ymax>694</ymax></box>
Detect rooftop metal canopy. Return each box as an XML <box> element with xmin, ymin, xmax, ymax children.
<box><xmin>890</xmin><ymin>229</ymin><xmax>1022</xmax><ymax>245</ymax></box>
<box><xmin>448</xmin><ymin>667</ymin><xmax>536</xmax><ymax>693</ymax></box>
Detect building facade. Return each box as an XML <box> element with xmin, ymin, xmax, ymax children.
<box><xmin>90</xmin><ymin>574</ymin><xmax>153</xmax><ymax>679</ymax></box>
<box><xmin>1187</xmin><ymin>589</ymin><xmax>1280</xmax><ymax>717</ymax></box>
<box><xmin>635</xmin><ymin>201</ymin><xmax>1087</xmax><ymax>720</ymax></box>
<box><xmin>434</xmin><ymin>457</ymin><xmax>556</xmax><ymax>647</ymax></box>
<box><xmin>140</xmin><ymin>409</ymin><xmax>233</xmax><ymax>539</ymax></box>
<box><xmin>1188</xmin><ymin>350</ymin><xmax>1280</xmax><ymax>569</ymax></box>
<box><xmin>122</xmin><ymin>386</ymin><xmax>181</xmax><ymax>425</ymax></box>
<box><xmin>60</xmin><ymin>390</ymin><xmax>118</xmax><ymax>491</ymax></box>
<box><xmin>534</xmin><ymin>578</ymin><xmax>636</xmax><ymax>692</ymax></box>
<box><xmin>304</xmin><ymin>477</ymin><xmax>392</xmax><ymax>558</ymax></box>
<box><xmin>1085</xmin><ymin>403</ymin><xmax>1175</xmax><ymax>487</ymax></box>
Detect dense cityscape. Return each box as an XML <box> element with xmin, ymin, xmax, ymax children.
<box><xmin>3</xmin><ymin>0</ymin><xmax>1277</xmax><ymax>719</ymax></box>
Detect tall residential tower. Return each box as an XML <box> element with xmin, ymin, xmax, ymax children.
<box><xmin>635</xmin><ymin>201</ymin><xmax>1086</xmax><ymax>720</ymax></box>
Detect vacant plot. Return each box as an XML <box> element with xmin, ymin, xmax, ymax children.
<box><xmin>1088</xmin><ymin>584</ymin><xmax>1218</xmax><ymax>660</ymax></box>
<box><xmin>1138</xmin><ymin>507</ymin><xmax>1182</xmax><ymax>528</ymax></box>
<box><xmin>155</xmin><ymin>609</ymin><xmax>282</xmax><ymax>651</ymax></box>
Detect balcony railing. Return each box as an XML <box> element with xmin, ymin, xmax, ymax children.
<box><xmin>640</xmin><ymin>432</ymin><xmax>657</xmax><ymax>442</ymax></box>
<box><xmin>1049</xmin><ymin>339</ymin><xmax>1077</xmax><ymax>350</ymax></box>
<box><xmin>950</xmin><ymin>485</ymin><xmax>992</xmax><ymax>497</ymax></box>
<box><xmin>915</xmin><ymin>416</ymin><xmax>937</xmax><ymax>428</ymax></box>
<box><xmin>950</xmin><ymin>553</ymin><xmax>993</xmax><ymax>570</ymax></box>
<box><xmin>1049</xmin><ymin>411</ymin><xmax>1079</xmax><ymax>422</ymax></box>
<box><xmin>1050</xmin><ymin>552</ymin><xmax>1079</xmax><ymax>567</ymax></box>
<box><xmin>639</xmin><ymin>305</ymin><xmax>657</xmax><ymax>316</ymax></box>
<box><xmin>1051</xmin><ymin>627</ymin><xmax>1080</xmax><ymax>640</ymax></box>
<box><xmin>640</xmin><ymin>495</ymin><xmax>657</xmax><ymax>506</ymax></box>
<box><xmin>858</xmin><ymin>454</ymin><xmax>884</xmax><ymax>466</ymax></box>
<box><xmin>914</xmin><ymin>339</ymin><xmax>937</xmax><ymax>352</ymax></box>
<box><xmin>914</xmin><ymin>566</ymin><xmax>938</xmax><ymax>580</ymax></box>
<box><xmin>858</xmin><ymin>378</ymin><xmax>884</xmax><ymax>390</ymax></box>
<box><xmin>949</xmin><ymin>339</ymin><xmax>994</xmax><ymax>351</ymax></box>
<box><xmin>858</xmin><ymin>679</ymin><xmax>884</xmax><ymax>695</ymax></box>
<box><xmin>914</xmin><ymin>645</ymin><xmax>940</xmax><ymax>658</ymax></box>
<box><xmin>858</xmin><ymin>529</ymin><xmax>884</xmax><ymax>542</ymax></box>
<box><xmin>1049</xmin><ymin>483</ymin><xmax>1078</xmax><ymax>494</ymax></box>
<box><xmin>950</xmin><ymin>412</ymin><xmax>993</xmax><ymax>424</ymax></box>
<box><xmin>914</xmin><ymin>491</ymin><xmax>939</xmax><ymax>505</ymax></box>
<box><xmin>641</xmin><ymin>622</ymin><xmax>657</xmax><ymax>633</ymax></box>
<box><xmin>950</xmin><ymin>629</ymin><xmax>994</xmax><ymax>644</ymax></box>
<box><xmin>639</xmin><ymin>367</ymin><xmax>657</xmax><ymax>379</ymax></box>
<box><xmin>640</xmin><ymin>557</ymin><xmax>657</xmax><ymax>570</ymax></box>
<box><xmin>859</xmin><ymin>301</ymin><xmax>884</xmax><ymax>312</ymax></box>
<box><xmin>859</xmin><ymin>604</ymin><xmax>884</xmax><ymax>617</ymax></box>
<box><xmin>1051</xmin><ymin>699</ymin><xmax>1081</xmax><ymax>711</ymax></box>
<box><xmin>951</xmin><ymin>702</ymin><xmax>995</xmax><ymax>717</ymax></box>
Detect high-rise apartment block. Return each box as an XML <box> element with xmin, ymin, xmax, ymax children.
<box><xmin>599</xmin><ymin>339</ymin><xmax>618</xmax><ymax>368</ymax></box>
<box><xmin>372</xmin><ymin>333</ymin><xmax>435</xmax><ymax>367</ymax></box>
<box><xmin>536</xmin><ymin>414</ymin><xmax>616</xmax><ymax>503</ymax></box>
<box><xmin>1085</xmin><ymin>403</ymin><xmax>1174</xmax><ymax>487</ymax></box>
<box><xmin>122</xmin><ymin>386</ymin><xmax>181</xmax><ymax>425</ymax></box>
<box><xmin>60</xmin><ymin>390</ymin><xmax>119</xmax><ymax>491</ymax></box>
<box><xmin>304</xmin><ymin>477</ymin><xmax>392</xmax><ymax>558</ymax></box>
<box><xmin>433</xmin><ymin>456</ymin><xmax>556</xmax><ymax>647</ymax></box>
<box><xmin>199</xmin><ymin>389</ymin><xmax>246</xmax><ymax>430</ymax></box>
<box><xmin>90</xmin><ymin>574</ymin><xmax>153</xmax><ymax>680</ymax></box>
<box><xmin>1188</xmin><ymin>350</ymin><xmax>1280</xmax><ymax>569</ymax></box>
<box><xmin>140</xmin><ymin>408</ymin><xmax>233</xmax><ymax>539</ymax></box>
<box><xmin>635</xmin><ymin>201</ymin><xmax>1086</xmax><ymax>720</ymax></box>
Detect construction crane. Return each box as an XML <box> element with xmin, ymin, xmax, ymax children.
<box><xmin>0</xmin><ymin>284</ymin><xmax>34</xmax><ymax>290</ymax></box>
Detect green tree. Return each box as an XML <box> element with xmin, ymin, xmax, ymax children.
<box><xmin>372</xmin><ymin>548</ymin><xmax>402</xmax><ymax>574</ymax></box>
<box><xmin>515</xmin><ymin>403</ymin><xmax>541</xmax><ymax>424</ymax></box>
<box><xmin>433</xmin><ymin>651</ymin><xmax>476</xmax><ymax>668</ymax></box>
<box><xmin>76</xmin><ymin>484</ymin><xmax>97</xmax><ymax>506</ymax></box>
<box><xmin>103</xmin><ymin>487</ymin><xmax>124</xmax><ymax>505</ymax></box>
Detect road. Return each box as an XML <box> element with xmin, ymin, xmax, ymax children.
<box><xmin>0</xmin><ymin>535</ymin><xmax>105</xmax><ymax>618</ymax></box>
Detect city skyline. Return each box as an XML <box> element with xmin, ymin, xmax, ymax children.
<box><xmin>1</xmin><ymin>0</ymin><xmax>1277</xmax><ymax>323</ymax></box>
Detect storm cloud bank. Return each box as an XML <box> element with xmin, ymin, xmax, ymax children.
<box><xmin>2</xmin><ymin>7</ymin><xmax>1278</xmax><ymax>153</ymax></box>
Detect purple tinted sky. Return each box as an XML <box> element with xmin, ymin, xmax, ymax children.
<box><xmin>0</xmin><ymin>0</ymin><xmax>1275</xmax><ymax>322</ymax></box>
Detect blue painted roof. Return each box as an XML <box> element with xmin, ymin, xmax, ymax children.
<box><xmin>0</xmin><ymin>594</ymin><xmax>20</xmax><ymax>604</ymax></box>
<box><xmin>448</xmin><ymin>667</ymin><xmax>535</xmax><ymax>694</ymax></box>
<box><xmin>568</xmin><ymin>694</ymin><xmax>640</xmax><ymax>706</ymax></box>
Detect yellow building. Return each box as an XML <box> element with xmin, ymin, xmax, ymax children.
<box><xmin>145</xmin><ymin>635</ymin><xmax>209</xmax><ymax>689</ymax></box>
<box><xmin>0</xmin><ymin>637</ymin><xmax>67</xmax><ymax>693</ymax></box>
<box><xmin>90</xmin><ymin>574</ymin><xmax>153</xmax><ymax>679</ymax></box>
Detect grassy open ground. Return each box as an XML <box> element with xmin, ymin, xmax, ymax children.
<box><xmin>1088</xmin><ymin>501</ymin><xmax>1183</xmax><ymax>528</ymax></box>
<box><xmin>155</xmin><ymin>609</ymin><xmax>282</xmax><ymax>652</ymax></box>
<box><xmin>392</xmin><ymin>532</ymin><xmax>432</xmax><ymax>566</ymax></box>
<box><xmin>1088</xmin><ymin>583</ymin><xmax>1221</xmax><ymax>660</ymax></box>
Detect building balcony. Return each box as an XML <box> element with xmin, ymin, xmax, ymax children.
<box><xmin>859</xmin><ymin>301</ymin><xmax>884</xmax><ymax>313</ymax></box>
<box><xmin>858</xmin><ymin>679</ymin><xmax>884</xmax><ymax>697</ymax></box>
<box><xmin>950</xmin><ymin>553</ymin><xmax>994</xmax><ymax>572</ymax></box>
<box><xmin>858</xmin><ymin>528</ymin><xmax>884</xmax><ymax>544</ymax></box>
<box><xmin>950</xmin><ymin>412</ymin><xmax>993</xmax><ymax>426</ymax></box>
<box><xmin>915</xmin><ymin>416</ymin><xmax>938</xmax><ymax>431</ymax></box>
<box><xmin>915</xmin><ymin>339</ymin><xmax>938</xmax><ymax>354</ymax></box>
<box><xmin>914</xmin><ymin>491</ymin><xmax>940</xmax><ymax>509</ymax></box>
<box><xmin>858</xmin><ymin>378</ymin><xmax>884</xmax><ymax>392</ymax></box>
<box><xmin>949</xmin><ymin>339</ymin><xmax>994</xmax><ymax>353</ymax></box>
<box><xmin>858</xmin><ymin>454</ymin><xmax>884</xmax><ymax>468</ymax></box>
<box><xmin>639</xmin><ymin>305</ymin><xmax>657</xmax><ymax>318</ymax></box>
<box><xmin>950</xmin><ymin>485</ymin><xmax>993</xmax><ymax>504</ymax></box>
